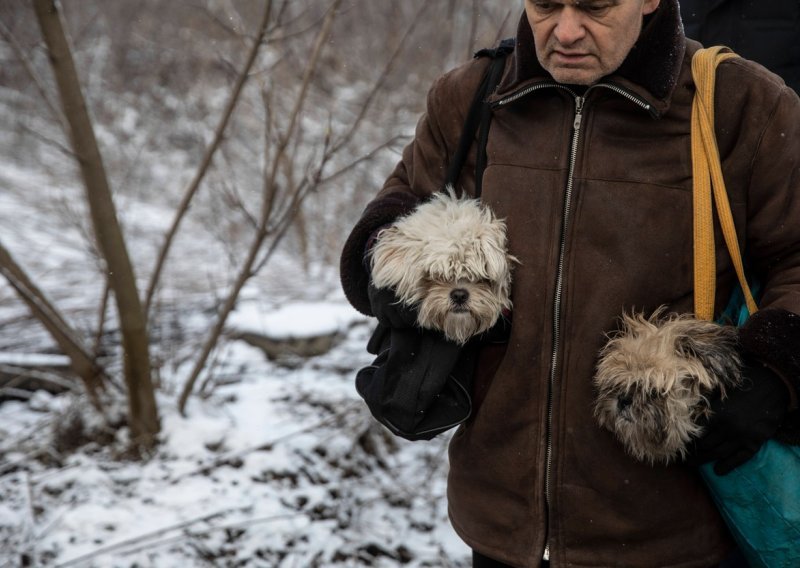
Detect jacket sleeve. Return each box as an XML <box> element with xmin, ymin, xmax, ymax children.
<box><xmin>339</xmin><ymin>58</ymin><xmax>489</xmax><ymax>315</ymax></box>
<box><xmin>736</xmin><ymin>77</ymin><xmax>800</xmax><ymax>442</ymax></box>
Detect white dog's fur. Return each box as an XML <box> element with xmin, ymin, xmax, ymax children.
<box><xmin>593</xmin><ymin>309</ymin><xmax>742</xmax><ymax>464</ymax></box>
<box><xmin>370</xmin><ymin>188</ymin><xmax>517</xmax><ymax>344</ymax></box>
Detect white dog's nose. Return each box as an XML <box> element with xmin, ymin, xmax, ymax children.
<box><xmin>450</xmin><ymin>289</ymin><xmax>469</xmax><ymax>305</ymax></box>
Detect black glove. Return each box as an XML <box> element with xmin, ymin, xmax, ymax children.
<box><xmin>357</xmin><ymin>322</ymin><xmax>471</xmax><ymax>440</ymax></box>
<box><xmin>689</xmin><ymin>358</ymin><xmax>790</xmax><ymax>475</ymax></box>
<box><xmin>367</xmin><ymin>282</ymin><xmax>418</xmax><ymax>329</ymax></box>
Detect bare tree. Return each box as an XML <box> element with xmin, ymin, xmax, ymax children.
<box><xmin>32</xmin><ymin>0</ymin><xmax>159</xmax><ymax>449</ymax></box>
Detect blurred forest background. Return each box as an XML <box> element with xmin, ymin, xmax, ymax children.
<box><xmin>0</xmin><ymin>0</ymin><xmax>518</xmax><ymax>565</ymax></box>
<box><xmin>0</xmin><ymin>0</ymin><xmax>517</xmax><ymax>439</ymax></box>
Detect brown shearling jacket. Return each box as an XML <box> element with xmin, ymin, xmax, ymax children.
<box><xmin>340</xmin><ymin>1</ymin><xmax>800</xmax><ymax>566</ymax></box>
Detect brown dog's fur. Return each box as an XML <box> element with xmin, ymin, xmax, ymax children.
<box><xmin>593</xmin><ymin>310</ymin><xmax>742</xmax><ymax>464</ymax></box>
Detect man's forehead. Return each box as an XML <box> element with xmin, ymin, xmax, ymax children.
<box><xmin>532</xmin><ymin>0</ymin><xmax>623</xmax><ymax>5</ymax></box>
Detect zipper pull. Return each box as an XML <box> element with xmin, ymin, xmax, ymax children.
<box><xmin>543</xmin><ymin>544</ymin><xmax>551</xmax><ymax>562</ymax></box>
<box><xmin>573</xmin><ymin>96</ymin><xmax>584</xmax><ymax>131</ymax></box>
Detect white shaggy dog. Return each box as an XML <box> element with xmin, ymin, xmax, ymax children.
<box><xmin>370</xmin><ymin>188</ymin><xmax>517</xmax><ymax>345</ymax></box>
<box><xmin>593</xmin><ymin>310</ymin><xmax>742</xmax><ymax>464</ymax></box>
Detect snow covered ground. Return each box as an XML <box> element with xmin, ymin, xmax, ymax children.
<box><xmin>0</xmin><ymin>159</ymin><xmax>471</xmax><ymax>566</ymax></box>
<box><xmin>0</xmin><ymin>299</ymin><xmax>471</xmax><ymax>567</ymax></box>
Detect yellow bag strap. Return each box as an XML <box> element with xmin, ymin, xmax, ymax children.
<box><xmin>691</xmin><ymin>46</ymin><xmax>758</xmax><ymax>321</ymax></box>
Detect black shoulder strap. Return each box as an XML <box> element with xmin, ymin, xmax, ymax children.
<box><xmin>444</xmin><ymin>38</ymin><xmax>515</xmax><ymax>198</ymax></box>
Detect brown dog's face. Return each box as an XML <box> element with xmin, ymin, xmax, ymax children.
<box><xmin>594</xmin><ymin>369</ymin><xmax>710</xmax><ymax>464</ymax></box>
<box><xmin>593</xmin><ymin>311</ymin><xmax>742</xmax><ymax>464</ymax></box>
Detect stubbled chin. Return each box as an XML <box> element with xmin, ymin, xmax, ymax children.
<box><xmin>547</xmin><ymin>66</ymin><xmax>599</xmax><ymax>86</ymax></box>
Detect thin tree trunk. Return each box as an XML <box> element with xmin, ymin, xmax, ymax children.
<box><xmin>32</xmin><ymin>0</ymin><xmax>159</xmax><ymax>449</ymax></box>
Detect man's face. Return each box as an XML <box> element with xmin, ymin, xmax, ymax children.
<box><xmin>525</xmin><ymin>0</ymin><xmax>661</xmax><ymax>85</ymax></box>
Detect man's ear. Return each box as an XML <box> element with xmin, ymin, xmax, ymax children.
<box><xmin>642</xmin><ymin>0</ymin><xmax>660</xmax><ymax>16</ymax></box>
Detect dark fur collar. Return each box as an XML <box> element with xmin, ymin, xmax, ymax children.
<box><xmin>500</xmin><ymin>0</ymin><xmax>685</xmax><ymax>107</ymax></box>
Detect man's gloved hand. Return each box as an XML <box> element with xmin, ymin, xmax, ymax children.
<box><xmin>689</xmin><ymin>358</ymin><xmax>790</xmax><ymax>475</ymax></box>
<box><xmin>367</xmin><ymin>282</ymin><xmax>418</xmax><ymax>329</ymax></box>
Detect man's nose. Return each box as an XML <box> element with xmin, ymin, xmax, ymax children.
<box><xmin>553</xmin><ymin>7</ymin><xmax>587</xmax><ymax>45</ymax></box>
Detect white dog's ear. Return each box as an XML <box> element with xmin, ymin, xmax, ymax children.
<box><xmin>470</xmin><ymin>207</ymin><xmax>511</xmax><ymax>277</ymax></box>
<box><xmin>674</xmin><ymin>322</ymin><xmax>742</xmax><ymax>388</ymax></box>
<box><xmin>370</xmin><ymin>226</ymin><xmax>424</xmax><ymax>303</ymax></box>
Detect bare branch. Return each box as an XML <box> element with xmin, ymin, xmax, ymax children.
<box><xmin>16</xmin><ymin>122</ymin><xmax>75</xmax><ymax>159</ymax></box>
<box><xmin>0</xmin><ymin>18</ymin><xmax>69</xmax><ymax>136</ymax></box>
<box><xmin>92</xmin><ymin>278</ymin><xmax>110</xmax><ymax>359</ymax></box>
<box><xmin>318</xmin><ymin>134</ymin><xmax>407</xmax><ymax>186</ymax></box>
<box><xmin>327</xmin><ymin>1</ymin><xmax>431</xmax><ymax>156</ymax></box>
<box><xmin>0</xmin><ymin>239</ymin><xmax>105</xmax><ymax>404</ymax></box>
<box><xmin>55</xmin><ymin>506</ymin><xmax>253</xmax><ymax>568</ymax></box>
<box><xmin>143</xmin><ymin>0</ymin><xmax>274</xmax><ymax>318</ymax></box>
<box><xmin>178</xmin><ymin>0</ymin><xmax>344</xmax><ymax>415</ymax></box>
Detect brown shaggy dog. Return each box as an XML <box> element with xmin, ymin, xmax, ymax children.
<box><xmin>593</xmin><ymin>310</ymin><xmax>742</xmax><ymax>464</ymax></box>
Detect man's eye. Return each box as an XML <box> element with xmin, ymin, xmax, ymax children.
<box><xmin>532</xmin><ymin>1</ymin><xmax>557</xmax><ymax>13</ymax></box>
<box><xmin>577</xmin><ymin>2</ymin><xmax>614</xmax><ymax>16</ymax></box>
<box><xmin>584</xmin><ymin>6</ymin><xmax>611</xmax><ymax>16</ymax></box>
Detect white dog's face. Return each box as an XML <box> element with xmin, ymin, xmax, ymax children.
<box><xmin>416</xmin><ymin>277</ymin><xmax>507</xmax><ymax>345</ymax></box>
<box><xmin>593</xmin><ymin>311</ymin><xmax>742</xmax><ymax>464</ymax></box>
<box><xmin>370</xmin><ymin>189</ymin><xmax>516</xmax><ymax>344</ymax></box>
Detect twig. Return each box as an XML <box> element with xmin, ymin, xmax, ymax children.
<box><xmin>177</xmin><ymin>0</ymin><xmax>343</xmax><ymax>415</ymax></box>
<box><xmin>170</xmin><ymin>400</ymin><xmax>361</xmax><ymax>482</ymax></box>
<box><xmin>327</xmin><ymin>2</ymin><xmax>430</xmax><ymax>157</ymax></box>
<box><xmin>16</xmin><ymin>123</ymin><xmax>74</xmax><ymax>159</ymax></box>
<box><xmin>0</xmin><ymin>239</ymin><xmax>106</xmax><ymax>405</ymax></box>
<box><xmin>54</xmin><ymin>506</ymin><xmax>251</xmax><ymax>567</ymax></box>
<box><xmin>144</xmin><ymin>0</ymin><xmax>274</xmax><ymax>318</ymax></box>
<box><xmin>0</xmin><ymin>448</ymin><xmax>47</xmax><ymax>477</ymax></box>
<box><xmin>493</xmin><ymin>8</ymin><xmax>515</xmax><ymax>44</ymax></box>
<box><xmin>467</xmin><ymin>0</ymin><xmax>479</xmax><ymax>61</ymax></box>
<box><xmin>112</xmin><ymin>512</ymin><xmax>300</xmax><ymax>559</ymax></box>
<box><xmin>0</xmin><ymin>364</ymin><xmax>77</xmax><ymax>391</ymax></box>
<box><xmin>22</xmin><ymin>471</ymin><xmax>38</xmax><ymax>565</ymax></box>
<box><xmin>0</xmin><ymin>19</ymin><xmax>69</xmax><ymax>136</ymax></box>
<box><xmin>318</xmin><ymin>135</ymin><xmax>407</xmax><ymax>186</ymax></box>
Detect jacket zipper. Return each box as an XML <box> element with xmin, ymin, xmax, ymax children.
<box><xmin>494</xmin><ymin>81</ymin><xmax>651</xmax><ymax>565</ymax></box>
<box><xmin>543</xmin><ymin>93</ymin><xmax>584</xmax><ymax>564</ymax></box>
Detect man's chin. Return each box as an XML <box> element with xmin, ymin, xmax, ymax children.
<box><xmin>547</xmin><ymin>66</ymin><xmax>601</xmax><ymax>86</ymax></box>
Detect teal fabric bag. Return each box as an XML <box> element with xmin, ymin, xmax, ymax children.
<box><xmin>701</xmin><ymin>443</ymin><xmax>800</xmax><ymax>568</ymax></box>
<box><xmin>702</xmin><ymin>285</ymin><xmax>800</xmax><ymax>568</ymax></box>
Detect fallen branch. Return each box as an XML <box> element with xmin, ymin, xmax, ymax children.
<box><xmin>106</xmin><ymin>512</ymin><xmax>300</xmax><ymax>559</ymax></box>
<box><xmin>0</xmin><ymin>239</ymin><xmax>105</xmax><ymax>405</ymax></box>
<box><xmin>170</xmin><ymin>399</ymin><xmax>361</xmax><ymax>483</ymax></box>
<box><xmin>54</xmin><ymin>506</ymin><xmax>252</xmax><ymax>568</ymax></box>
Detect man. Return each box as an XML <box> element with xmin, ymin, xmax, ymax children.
<box><xmin>340</xmin><ymin>1</ymin><xmax>800</xmax><ymax>566</ymax></box>
<box><xmin>679</xmin><ymin>0</ymin><xmax>800</xmax><ymax>93</ymax></box>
